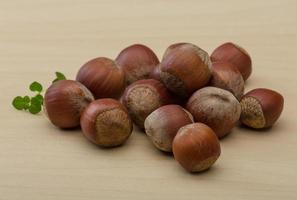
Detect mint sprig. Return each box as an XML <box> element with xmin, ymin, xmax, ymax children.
<box><xmin>29</xmin><ymin>81</ymin><xmax>43</xmax><ymax>93</ymax></box>
<box><xmin>12</xmin><ymin>96</ymin><xmax>29</xmax><ymax>110</ymax></box>
<box><xmin>12</xmin><ymin>82</ymin><xmax>43</xmax><ymax>114</ymax></box>
<box><xmin>52</xmin><ymin>72</ymin><xmax>66</xmax><ymax>83</ymax></box>
<box><xmin>12</xmin><ymin>71</ymin><xmax>66</xmax><ymax>114</ymax></box>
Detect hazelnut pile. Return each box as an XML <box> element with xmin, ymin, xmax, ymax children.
<box><xmin>44</xmin><ymin>42</ymin><xmax>284</xmax><ymax>173</ymax></box>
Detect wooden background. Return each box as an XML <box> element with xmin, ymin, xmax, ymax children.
<box><xmin>1</xmin><ymin>0</ymin><xmax>297</xmax><ymax>199</ymax></box>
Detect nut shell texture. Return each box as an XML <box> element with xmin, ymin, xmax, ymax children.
<box><xmin>116</xmin><ymin>44</ymin><xmax>159</xmax><ymax>85</ymax></box>
<box><xmin>240</xmin><ymin>88</ymin><xmax>284</xmax><ymax>129</ymax></box>
<box><xmin>144</xmin><ymin>105</ymin><xmax>194</xmax><ymax>152</ymax></box>
<box><xmin>44</xmin><ymin>80</ymin><xmax>94</xmax><ymax>128</ymax></box>
<box><xmin>210</xmin><ymin>62</ymin><xmax>244</xmax><ymax>100</ymax></box>
<box><xmin>76</xmin><ymin>57</ymin><xmax>125</xmax><ymax>99</ymax></box>
<box><xmin>211</xmin><ymin>42</ymin><xmax>252</xmax><ymax>81</ymax></box>
<box><xmin>186</xmin><ymin>87</ymin><xmax>241</xmax><ymax>138</ymax></box>
<box><xmin>173</xmin><ymin>123</ymin><xmax>221</xmax><ymax>172</ymax></box>
<box><xmin>80</xmin><ymin>99</ymin><xmax>133</xmax><ymax>147</ymax></box>
<box><xmin>122</xmin><ymin>79</ymin><xmax>173</xmax><ymax>128</ymax></box>
<box><xmin>160</xmin><ymin>43</ymin><xmax>211</xmax><ymax>97</ymax></box>
<box><xmin>150</xmin><ymin>64</ymin><xmax>161</xmax><ymax>81</ymax></box>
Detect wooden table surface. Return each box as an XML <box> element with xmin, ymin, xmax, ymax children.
<box><xmin>1</xmin><ymin>0</ymin><xmax>297</xmax><ymax>199</ymax></box>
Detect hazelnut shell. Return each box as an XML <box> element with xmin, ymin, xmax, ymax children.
<box><xmin>144</xmin><ymin>104</ymin><xmax>194</xmax><ymax>152</ymax></box>
<box><xmin>186</xmin><ymin>87</ymin><xmax>241</xmax><ymax>138</ymax></box>
<box><xmin>240</xmin><ymin>88</ymin><xmax>284</xmax><ymax>129</ymax></box>
<box><xmin>122</xmin><ymin>79</ymin><xmax>174</xmax><ymax>128</ymax></box>
<box><xmin>160</xmin><ymin>43</ymin><xmax>211</xmax><ymax>97</ymax></box>
<box><xmin>211</xmin><ymin>42</ymin><xmax>252</xmax><ymax>81</ymax></box>
<box><xmin>210</xmin><ymin>61</ymin><xmax>245</xmax><ymax>100</ymax></box>
<box><xmin>80</xmin><ymin>98</ymin><xmax>133</xmax><ymax>147</ymax></box>
<box><xmin>116</xmin><ymin>44</ymin><xmax>159</xmax><ymax>85</ymax></box>
<box><xmin>76</xmin><ymin>57</ymin><xmax>125</xmax><ymax>99</ymax></box>
<box><xmin>44</xmin><ymin>80</ymin><xmax>94</xmax><ymax>128</ymax></box>
<box><xmin>172</xmin><ymin>123</ymin><xmax>221</xmax><ymax>172</ymax></box>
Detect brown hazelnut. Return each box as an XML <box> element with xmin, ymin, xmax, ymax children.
<box><xmin>116</xmin><ymin>44</ymin><xmax>159</xmax><ymax>85</ymax></box>
<box><xmin>210</xmin><ymin>61</ymin><xmax>245</xmax><ymax>100</ymax></box>
<box><xmin>44</xmin><ymin>80</ymin><xmax>94</xmax><ymax>128</ymax></box>
<box><xmin>172</xmin><ymin>123</ymin><xmax>221</xmax><ymax>173</ymax></box>
<box><xmin>186</xmin><ymin>87</ymin><xmax>241</xmax><ymax>138</ymax></box>
<box><xmin>144</xmin><ymin>105</ymin><xmax>194</xmax><ymax>152</ymax></box>
<box><xmin>149</xmin><ymin>64</ymin><xmax>161</xmax><ymax>81</ymax></box>
<box><xmin>211</xmin><ymin>42</ymin><xmax>252</xmax><ymax>81</ymax></box>
<box><xmin>80</xmin><ymin>98</ymin><xmax>133</xmax><ymax>147</ymax></box>
<box><xmin>76</xmin><ymin>57</ymin><xmax>125</xmax><ymax>99</ymax></box>
<box><xmin>122</xmin><ymin>79</ymin><xmax>173</xmax><ymax>128</ymax></box>
<box><xmin>160</xmin><ymin>43</ymin><xmax>211</xmax><ymax>98</ymax></box>
<box><xmin>240</xmin><ymin>88</ymin><xmax>284</xmax><ymax>129</ymax></box>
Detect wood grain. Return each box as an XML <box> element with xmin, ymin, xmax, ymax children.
<box><xmin>1</xmin><ymin>0</ymin><xmax>297</xmax><ymax>199</ymax></box>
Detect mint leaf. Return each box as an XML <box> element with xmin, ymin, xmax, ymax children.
<box><xmin>56</xmin><ymin>72</ymin><xmax>66</xmax><ymax>80</ymax></box>
<box><xmin>52</xmin><ymin>72</ymin><xmax>66</xmax><ymax>83</ymax></box>
<box><xmin>12</xmin><ymin>71</ymin><xmax>65</xmax><ymax>114</ymax></box>
<box><xmin>29</xmin><ymin>95</ymin><xmax>43</xmax><ymax>114</ymax></box>
<box><xmin>23</xmin><ymin>96</ymin><xmax>30</xmax><ymax>103</ymax></box>
<box><xmin>12</xmin><ymin>96</ymin><xmax>31</xmax><ymax>110</ymax></box>
<box><xmin>12</xmin><ymin>96</ymin><xmax>25</xmax><ymax>110</ymax></box>
<box><xmin>31</xmin><ymin>97</ymin><xmax>40</xmax><ymax>106</ymax></box>
<box><xmin>31</xmin><ymin>94</ymin><xmax>43</xmax><ymax>106</ymax></box>
<box><xmin>34</xmin><ymin>94</ymin><xmax>44</xmax><ymax>105</ymax></box>
<box><xmin>29</xmin><ymin>82</ymin><xmax>43</xmax><ymax>93</ymax></box>
<box><xmin>28</xmin><ymin>103</ymin><xmax>42</xmax><ymax>114</ymax></box>
<box><xmin>23</xmin><ymin>96</ymin><xmax>31</xmax><ymax>109</ymax></box>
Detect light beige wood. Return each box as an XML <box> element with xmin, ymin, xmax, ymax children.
<box><xmin>1</xmin><ymin>0</ymin><xmax>297</xmax><ymax>199</ymax></box>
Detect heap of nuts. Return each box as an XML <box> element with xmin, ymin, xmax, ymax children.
<box><xmin>44</xmin><ymin>42</ymin><xmax>284</xmax><ymax>173</ymax></box>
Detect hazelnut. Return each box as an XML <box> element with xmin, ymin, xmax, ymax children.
<box><xmin>160</xmin><ymin>43</ymin><xmax>211</xmax><ymax>98</ymax></box>
<box><xmin>186</xmin><ymin>87</ymin><xmax>241</xmax><ymax>138</ymax></box>
<box><xmin>116</xmin><ymin>44</ymin><xmax>159</xmax><ymax>85</ymax></box>
<box><xmin>240</xmin><ymin>88</ymin><xmax>284</xmax><ymax>129</ymax></box>
<box><xmin>144</xmin><ymin>105</ymin><xmax>194</xmax><ymax>152</ymax></box>
<box><xmin>149</xmin><ymin>64</ymin><xmax>161</xmax><ymax>81</ymax></box>
<box><xmin>172</xmin><ymin>123</ymin><xmax>221</xmax><ymax>173</ymax></box>
<box><xmin>80</xmin><ymin>98</ymin><xmax>133</xmax><ymax>147</ymax></box>
<box><xmin>76</xmin><ymin>57</ymin><xmax>125</xmax><ymax>99</ymax></box>
<box><xmin>210</xmin><ymin>61</ymin><xmax>244</xmax><ymax>100</ymax></box>
<box><xmin>122</xmin><ymin>79</ymin><xmax>173</xmax><ymax>128</ymax></box>
<box><xmin>44</xmin><ymin>80</ymin><xmax>94</xmax><ymax>128</ymax></box>
<box><xmin>211</xmin><ymin>42</ymin><xmax>252</xmax><ymax>81</ymax></box>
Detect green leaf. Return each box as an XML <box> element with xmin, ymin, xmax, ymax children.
<box><xmin>31</xmin><ymin>95</ymin><xmax>43</xmax><ymax>106</ymax></box>
<box><xmin>56</xmin><ymin>72</ymin><xmax>66</xmax><ymax>80</ymax></box>
<box><xmin>28</xmin><ymin>103</ymin><xmax>42</xmax><ymax>114</ymax></box>
<box><xmin>22</xmin><ymin>96</ymin><xmax>31</xmax><ymax>109</ymax></box>
<box><xmin>29</xmin><ymin>81</ymin><xmax>43</xmax><ymax>93</ymax></box>
<box><xmin>23</xmin><ymin>96</ymin><xmax>30</xmax><ymax>103</ymax></box>
<box><xmin>12</xmin><ymin>96</ymin><xmax>25</xmax><ymax>110</ymax></box>
<box><xmin>52</xmin><ymin>71</ymin><xmax>66</xmax><ymax>83</ymax></box>
<box><xmin>34</xmin><ymin>94</ymin><xmax>44</xmax><ymax>105</ymax></box>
